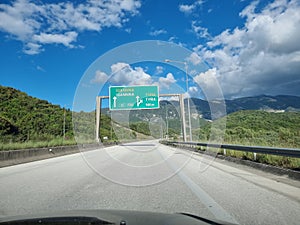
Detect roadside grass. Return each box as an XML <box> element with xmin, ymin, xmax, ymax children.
<box><xmin>2</xmin><ymin>136</ymin><xmax>300</xmax><ymax>170</ymax></box>
<box><xmin>223</xmin><ymin>149</ymin><xmax>300</xmax><ymax>170</ymax></box>
<box><xmin>186</xmin><ymin>132</ymin><xmax>300</xmax><ymax>170</ymax></box>
<box><xmin>192</xmin><ymin>142</ymin><xmax>300</xmax><ymax>170</ymax></box>
<box><xmin>169</xmin><ymin>135</ymin><xmax>300</xmax><ymax>170</ymax></box>
<box><xmin>0</xmin><ymin>127</ymin><xmax>153</xmax><ymax>151</ymax></box>
<box><xmin>0</xmin><ymin>138</ymin><xmax>76</xmax><ymax>151</ymax></box>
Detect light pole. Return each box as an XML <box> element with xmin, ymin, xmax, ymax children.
<box><xmin>165</xmin><ymin>104</ymin><xmax>169</xmax><ymax>140</ymax></box>
<box><xmin>164</xmin><ymin>59</ymin><xmax>192</xmax><ymax>141</ymax></box>
<box><xmin>108</xmin><ymin>110</ymin><xmax>113</xmax><ymax>140</ymax></box>
<box><xmin>63</xmin><ymin>105</ymin><xmax>66</xmax><ymax>140</ymax></box>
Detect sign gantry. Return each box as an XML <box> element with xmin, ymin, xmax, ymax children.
<box><xmin>96</xmin><ymin>85</ymin><xmax>186</xmax><ymax>142</ymax></box>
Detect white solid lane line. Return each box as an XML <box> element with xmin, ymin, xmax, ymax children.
<box><xmin>157</xmin><ymin>144</ymin><xmax>239</xmax><ymax>224</ymax></box>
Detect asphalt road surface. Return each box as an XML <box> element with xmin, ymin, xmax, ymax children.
<box><xmin>1</xmin><ymin>140</ymin><xmax>300</xmax><ymax>225</ymax></box>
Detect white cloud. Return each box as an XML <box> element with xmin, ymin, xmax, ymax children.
<box><xmin>187</xmin><ymin>86</ymin><xmax>202</xmax><ymax>98</ymax></box>
<box><xmin>155</xmin><ymin>66</ymin><xmax>164</xmax><ymax>74</ymax></box>
<box><xmin>189</xmin><ymin>86</ymin><xmax>198</xmax><ymax>95</ymax></box>
<box><xmin>179</xmin><ymin>4</ymin><xmax>195</xmax><ymax>14</ymax></box>
<box><xmin>158</xmin><ymin>73</ymin><xmax>176</xmax><ymax>89</ymax></box>
<box><xmin>92</xmin><ymin>62</ymin><xmax>152</xmax><ymax>86</ymax></box>
<box><xmin>191</xmin><ymin>21</ymin><xmax>211</xmax><ymax>39</ymax></box>
<box><xmin>186</xmin><ymin>52</ymin><xmax>202</xmax><ymax>65</ymax></box>
<box><xmin>91</xmin><ymin>71</ymin><xmax>109</xmax><ymax>84</ymax></box>
<box><xmin>111</xmin><ymin>62</ymin><xmax>152</xmax><ymax>86</ymax></box>
<box><xmin>179</xmin><ymin>0</ymin><xmax>204</xmax><ymax>15</ymax></box>
<box><xmin>193</xmin><ymin>68</ymin><xmax>225</xmax><ymax>100</ymax></box>
<box><xmin>91</xmin><ymin>64</ymin><xmax>179</xmax><ymax>91</ymax></box>
<box><xmin>159</xmin><ymin>96</ymin><xmax>180</xmax><ymax>102</ymax></box>
<box><xmin>194</xmin><ymin>68</ymin><xmax>217</xmax><ymax>84</ymax></box>
<box><xmin>149</xmin><ymin>29</ymin><xmax>167</xmax><ymax>36</ymax></box>
<box><xmin>23</xmin><ymin>42</ymin><xmax>43</xmax><ymax>55</ymax></box>
<box><xmin>125</xmin><ymin>28</ymin><xmax>132</xmax><ymax>33</ymax></box>
<box><xmin>182</xmin><ymin>91</ymin><xmax>190</xmax><ymax>99</ymax></box>
<box><xmin>196</xmin><ymin>0</ymin><xmax>300</xmax><ymax>98</ymax></box>
<box><xmin>36</xmin><ymin>65</ymin><xmax>45</xmax><ymax>72</ymax></box>
<box><xmin>33</xmin><ymin>31</ymin><xmax>78</xmax><ymax>47</ymax></box>
<box><xmin>0</xmin><ymin>0</ymin><xmax>43</xmax><ymax>40</ymax></box>
<box><xmin>168</xmin><ymin>36</ymin><xmax>177</xmax><ymax>42</ymax></box>
<box><xmin>0</xmin><ymin>0</ymin><xmax>141</xmax><ymax>54</ymax></box>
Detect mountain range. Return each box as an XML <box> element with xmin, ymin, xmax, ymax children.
<box><xmin>188</xmin><ymin>95</ymin><xmax>300</xmax><ymax>120</ymax></box>
<box><xmin>101</xmin><ymin>94</ymin><xmax>300</xmax><ymax>125</ymax></box>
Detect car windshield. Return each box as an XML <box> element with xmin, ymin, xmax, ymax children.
<box><xmin>0</xmin><ymin>0</ymin><xmax>300</xmax><ymax>225</ymax></box>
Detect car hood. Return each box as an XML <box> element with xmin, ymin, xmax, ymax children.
<box><xmin>0</xmin><ymin>209</ymin><xmax>238</xmax><ymax>225</ymax></box>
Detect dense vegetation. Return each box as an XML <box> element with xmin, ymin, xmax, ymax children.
<box><xmin>0</xmin><ymin>86</ymin><xmax>73</xmax><ymax>144</ymax></box>
<box><xmin>197</xmin><ymin>110</ymin><xmax>300</xmax><ymax>148</ymax></box>
<box><xmin>2</xmin><ymin>85</ymin><xmax>298</xmax><ymax>148</ymax></box>
<box><xmin>0</xmin><ymin>85</ymin><xmax>299</xmax><ymax>169</ymax></box>
<box><xmin>127</xmin><ymin>110</ymin><xmax>300</xmax><ymax>169</ymax></box>
<box><xmin>195</xmin><ymin>110</ymin><xmax>300</xmax><ymax>169</ymax></box>
<box><xmin>0</xmin><ymin>86</ymin><xmax>148</xmax><ymax>149</ymax></box>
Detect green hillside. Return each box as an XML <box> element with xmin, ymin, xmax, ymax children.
<box><xmin>0</xmin><ymin>86</ymin><xmax>73</xmax><ymax>143</ymax></box>
<box><xmin>1</xmin><ymin>85</ymin><xmax>299</xmax><ymax>155</ymax></box>
<box><xmin>0</xmin><ymin>86</ymin><xmax>148</xmax><ymax>149</ymax></box>
<box><xmin>224</xmin><ymin>110</ymin><xmax>300</xmax><ymax>147</ymax></box>
<box><xmin>195</xmin><ymin>110</ymin><xmax>300</xmax><ymax>169</ymax></box>
<box><xmin>198</xmin><ymin>110</ymin><xmax>300</xmax><ymax>148</ymax></box>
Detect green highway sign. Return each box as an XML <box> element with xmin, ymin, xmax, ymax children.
<box><xmin>109</xmin><ymin>85</ymin><xmax>159</xmax><ymax>110</ymax></box>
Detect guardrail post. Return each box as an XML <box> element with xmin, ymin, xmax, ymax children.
<box><xmin>223</xmin><ymin>148</ymin><xmax>226</xmax><ymax>155</ymax></box>
<box><xmin>253</xmin><ymin>152</ymin><xmax>257</xmax><ymax>161</ymax></box>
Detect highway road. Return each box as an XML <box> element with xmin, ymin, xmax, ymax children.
<box><xmin>1</xmin><ymin>140</ymin><xmax>300</xmax><ymax>225</ymax></box>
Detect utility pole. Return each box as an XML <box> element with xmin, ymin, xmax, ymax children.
<box><xmin>165</xmin><ymin>59</ymin><xmax>192</xmax><ymax>141</ymax></box>
<box><xmin>63</xmin><ymin>106</ymin><xmax>66</xmax><ymax>140</ymax></box>
<box><xmin>165</xmin><ymin>104</ymin><xmax>169</xmax><ymax>140</ymax></box>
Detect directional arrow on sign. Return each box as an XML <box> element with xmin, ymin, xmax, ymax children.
<box><xmin>113</xmin><ymin>96</ymin><xmax>117</xmax><ymax>107</ymax></box>
<box><xmin>109</xmin><ymin>86</ymin><xmax>159</xmax><ymax>110</ymax></box>
<box><xmin>136</xmin><ymin>96</ymin><xmax>143</xmax><ymax>106</ymax></box>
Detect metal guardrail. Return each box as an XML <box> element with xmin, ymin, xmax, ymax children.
<box><xmin>161</xmin><ymin>141</ymin><xmax>300</xmax><ymax>158</ymax></box>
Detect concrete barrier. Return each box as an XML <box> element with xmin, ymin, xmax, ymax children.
<box><xmin>0</xmin><ymin>141</ymin><xmax>138</xmax><ymax>168</ymax></box>
<box><xmin>0</xmin><ymin>145</ymin><xmax>79</xmax><ymax>167</ymax></box>
<box><xmin>0</xmin><ymin>143</ymin><xmax>104</xmax><ymax>168</ymax></box>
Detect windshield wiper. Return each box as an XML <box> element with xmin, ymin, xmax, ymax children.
<box><xmin>179</xmin><ymin>213</ymin><xmax>236</xmax><ymax>225</ymax></box>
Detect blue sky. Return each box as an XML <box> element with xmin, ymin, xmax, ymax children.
<box><xmin>0</xmin><ymin>0</ymin><xmax>300</xmax><ymax>111</ymax></box>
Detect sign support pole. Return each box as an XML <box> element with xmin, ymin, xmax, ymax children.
<box><xmin>179</xmin><ymin>94</ymin><xmax>187</xmax><ymax>142</ymax></box>
<box><xmin>96</xmin><ymin>93</ymin><xmax>186</xmax><ymax>142</ymax></box>
<box><xmin>95</xmin><ymin>96</ymin><xmax>100</xmax><ymax>142</ymax></box>
<box><xmin>95</xmin><ymin>96</ymin><xmax>109</xmax><ymax>142</ymax></box>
